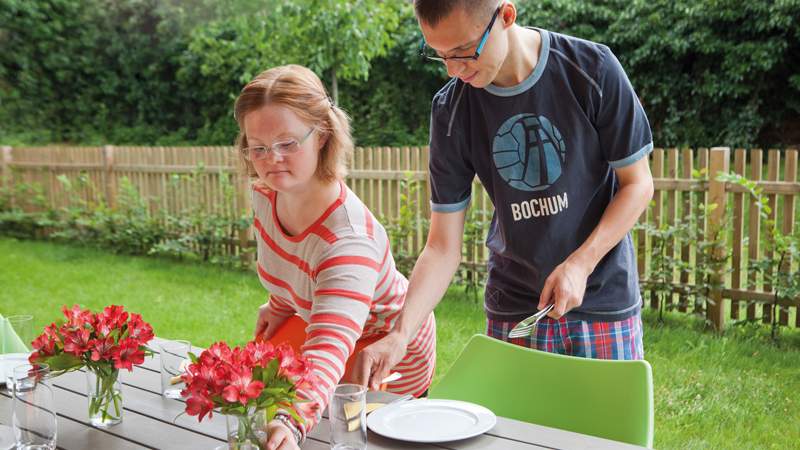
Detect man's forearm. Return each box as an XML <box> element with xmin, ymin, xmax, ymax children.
<box><xmin>392</xmin><ymin>244</ymin><xmax>461</xmax><ymax>343</ymax></box>
<box><xmin>570</xmin><ymin>181</ymin><xmax>653</xmax><ymax>272</ymax></box>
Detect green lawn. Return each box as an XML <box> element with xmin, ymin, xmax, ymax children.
<box><xmin>1</xmin><ymin>238</ymin><xmax>798</xmax><ymax>449</ymax></box>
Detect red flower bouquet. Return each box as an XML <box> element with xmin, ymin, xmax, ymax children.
<box><xmin>181</xmin><ymin>340</ymin><xmax>318</xmax><ymax>449</ymax></box>
<box><xmin>29</xmin><ymin>305</ymin><xmax>154</xmax><ymax>427</ymax></box>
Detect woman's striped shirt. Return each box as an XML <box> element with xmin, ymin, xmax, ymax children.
<box><xmin>252</xmin><ymin>182</ymin><xmax>436</xmax><ymax>440</ymax></box>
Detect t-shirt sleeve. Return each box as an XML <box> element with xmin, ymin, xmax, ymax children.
<box><xmin>428</xmin><ymin>83</ymin><xmax>475</xmax><ymax>213</ymax></box>
<box><xmin>596</xmin><ymin>47</ymin><xmax>654</xmax><ymax>168</ymax></box>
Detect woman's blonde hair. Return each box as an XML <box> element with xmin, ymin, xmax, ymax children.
<box><xmin>234</xmin><ymin>64</ymin><xmax>352</xmax><ymax>183</ymax></box>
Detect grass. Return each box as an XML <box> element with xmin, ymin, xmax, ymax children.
<box><xmin>1</xmin><ymin>237</ymin><xmax>798</xmax><ymax>449</ymax></box>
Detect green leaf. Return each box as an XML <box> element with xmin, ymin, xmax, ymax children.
<box><xmin>265</xmin><ymin>404</ymin><xmax>278</xmax><ymax>422</ymax></box>
<box><xmin>39</xmin><ymin>353</ymin><xmax>84</xmax><ymax>372</ymax></box>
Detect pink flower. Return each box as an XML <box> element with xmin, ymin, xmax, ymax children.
<box><xmin>43</xmin><ymin>323</ymin><xmax>61</xmax><ymax>341</ymax></box>
<box><xmin>186</xmin><ymin>392</ymin><xmax>215</xmax><ymax>421</ymax></box>
<box><xmin>62</xmin><ymin>327</ymin><xmax>92</xmax><ymax>356</ymax></box>
<box><xmin>184</xmin><ymin>360</ymin><xmax>228</xmax><ymax>396</ymax></box>
<box><xmin>244</xmin><ymin>341</ymin><xmax>276</xmax><ymax>367</ymax></box>
<box><xmin>94</xmin><ymin>318</ymin><xmax>114</xmax><ymax>337</ymax></box>
<box><xmin>221</xmin><ymin>368</ymin><xmax>264</xmax><ymax>406</ymax></box>
<box><xmin>276</xmin><ymin>343</ymin><xmax>297</xmax><ymax>370</ymax></box>
<box><xmin>30</xmin><ymin>325</ymin><xmax>59</xmax><ymax>356</ymax></box>
<box><xmin>276</xmin><ymin>343</ymin><xmax>313</xmax><ymax>380</ymax></box>
<box><xmin>89</xmin><ymin>336</ymin><xmax>116</xmax><ymax>362</ymax></box>
<box><xmin>112</xmin><ymin>338</ymin><xmax>145</xmax><ymax>371</ymax></box>
<box><xmin>126</xmin><ymin>313</ymin><xmax>154</xmax><ymax>344</ymax></box>
<box><xmin>61</xmin><ymin>305</ymin><xmax>94</xmax><ymax>327</ymax></box>
<box><xmin>206</xmin><ymin>342</ymin><xmax>233</xmax><ymax>364</ymax></box>
<box><xmin>29</xmin><ymin>323</ymin><xmax>63</xmax><ymax>364</ymax></box>
<box><xmin>96</xmin><ymin>305</ymin><xmax>129</xmax><ymax>335</ymax></box>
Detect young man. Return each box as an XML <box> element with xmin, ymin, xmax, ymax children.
<box><xmin>354</xmin><ymin>0</ymin><xmax>654</xmax><ymax>390</ymax></box>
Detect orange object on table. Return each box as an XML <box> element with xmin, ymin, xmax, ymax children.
<box><xmin>260</xmin><ymin>315</ymin><xmax>384</xmax><ymax>385</ymax></box>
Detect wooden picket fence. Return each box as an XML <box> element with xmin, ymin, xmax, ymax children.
<box><xmin>642</xmin><ymin>147</ymin><xmax>799</xmax><ymax>330</ymax></box>
<box><xmin>2</xmin><ymin>145</ymin><xmax>799</xmax><ymax>330</ymax></box>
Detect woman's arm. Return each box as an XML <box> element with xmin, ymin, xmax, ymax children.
<box><xmin>277</xmin><ymin>235</ymin><xmax>380</xmax><ymax>441</ymax></box>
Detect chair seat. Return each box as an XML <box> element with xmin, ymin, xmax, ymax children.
<box><xmin>262</xmin><ymin>315</ymin><xmax>382</xmax><ymax>383</ymax></box>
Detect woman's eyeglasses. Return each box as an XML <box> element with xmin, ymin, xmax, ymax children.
<box><xmin>242</xmin><ymin>128</ymin><xmax>315</xmax><ymax>161</ymax></box>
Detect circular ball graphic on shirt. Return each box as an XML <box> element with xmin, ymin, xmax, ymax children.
<box><xmin>492</xmin><ymin>114</ymin><xmax>566</xmax><ymax>191</ymax></box>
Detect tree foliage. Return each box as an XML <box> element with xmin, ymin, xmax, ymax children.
<box><xmin>517</xmin><ymin>0</ymin><xmax>800</xmax><ymax>147</ymax></box>
<box><xmin>1</xmin><ymin>0</ymin><xmax>798</xmax><ymax>147</ymax></box>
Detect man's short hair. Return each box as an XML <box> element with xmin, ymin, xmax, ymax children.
<box><xmin>414</xmin><ymin>0</ymin><xmax>498</xmax><ymax>27</ymax></box>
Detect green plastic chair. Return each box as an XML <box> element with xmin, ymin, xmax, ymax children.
<box><xmin>430</xmin><ymin>334</ymin><xmax>654</xmax><ymax>447</ymax></box>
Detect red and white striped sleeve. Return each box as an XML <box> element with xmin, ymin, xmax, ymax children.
<box><xmin>266</xmin><ymin>294</ymin><xmax>296</xmax><ymax>319</ymax></box>
<box><xmin>287</xmin><ymin>235</ymin><xmax>381</xmax><ymax>439</ymax></box>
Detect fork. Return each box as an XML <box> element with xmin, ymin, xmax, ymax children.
<box><xmin>507</xmin><ymin>304</ymin><xmax>555</xmax><ymax>339</ymax></box>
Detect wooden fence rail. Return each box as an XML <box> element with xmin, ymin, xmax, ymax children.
<box><xmin>2</xmin><ymin>145</ymin><xmax>799</xmax><ymax>330</ymax></box>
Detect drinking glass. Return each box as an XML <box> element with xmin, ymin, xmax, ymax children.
<box><xmin>160</xmin><ymin>340</ymin><xmax>191</xmax><ymax>398</ymax></box>
<box><xmin>329</xmin><ymin>384</ymin><xmax>367</xmax><ymax>450</ymax></box>
<box><xmin>12</xmin><ymin>363</ymin><xmax>56</xmax><ymax>450</ymax></box>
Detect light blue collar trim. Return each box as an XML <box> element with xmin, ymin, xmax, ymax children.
<box><xmin>484</xmin><ymin>28</ymin><xmax>549</xmax><ymax>97</ymax></box>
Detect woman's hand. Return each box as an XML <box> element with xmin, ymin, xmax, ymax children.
<box><xmin>264</xmin><ymin>420</ymin><xmax>299</xmax><ymax>450</ymax></box>
<box><xmin>254</xmin><ymin>305</ymin><xmax>288</xmax><ymax>341</ymax></box>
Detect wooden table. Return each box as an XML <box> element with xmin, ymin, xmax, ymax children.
<box><xmin>1</xmin><ymin>338</ymin><xmax>646</xmax><ymax>449</ymax></box>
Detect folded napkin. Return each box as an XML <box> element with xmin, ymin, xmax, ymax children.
<box><xmin>1</xmin><ymin>314</ymin><xmax>30</xmax><ymax>354</ymax></box>
<box><xmin>344</xmin><ymin>401</ymin><xmax>403</xmax><ymax>431</ymax></box>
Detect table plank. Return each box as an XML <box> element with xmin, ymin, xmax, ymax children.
<box><xmin>55</xmin><ymin>370</ymin><xmax>228</xmax><ymax>441</ymax></box>
<box><xmin>46</xmin><ymin>372</ymin><xmax>225</xmax><ymax>449</ymax></box>
<box><xmin>2</xmin><ymin>392</ymin><xmax>149</xmax><ymax>450</ymax></box>
<box><xmin>490</xmin><ymin>417</ymin><xmax>647</xmax><ymax>450</ymax></box>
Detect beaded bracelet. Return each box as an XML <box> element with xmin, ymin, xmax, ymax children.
<box><xmin>274</xmin><ymin>413</ymin><xmax>303</xmax><ymax>444</ymax></box>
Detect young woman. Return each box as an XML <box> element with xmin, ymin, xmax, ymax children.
<box><xmin>234</xmin><ymin>65</ymin><xmax>436</xmax><ymax>449</ymax></box>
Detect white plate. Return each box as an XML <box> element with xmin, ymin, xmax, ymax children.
<box><xmin>0</xmin><ymin>353</ymin><xmax>31</xmax><ymax>386</ymax></box>
<box><xmin>367</xmin><ymin>399</ymin><xmax>496</xmax><ymax>443</ymax></box>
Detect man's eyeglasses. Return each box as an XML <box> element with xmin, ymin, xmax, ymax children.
<box><xmin>419</xmin><ymin>4</ymin><xmax>503</xmax><ymax>63</ymax></box>
<box><xmin>241</xmin><ymin>128</ymin><xmax>315</xmax><ymax>161</ymax></box>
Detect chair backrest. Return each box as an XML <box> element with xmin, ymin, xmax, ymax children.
<box><xmin>429</xmin><ymin>334</ymin><xmax>654</xmax><ymax>447</ymax></box>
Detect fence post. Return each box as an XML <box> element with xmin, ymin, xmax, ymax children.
<box><xmin>102</xmin><ymin>145</ymin><xmax>116</xmax><ymax>208</ymax></box>
<box><xmin>1</xmin><ymin>146</ymin><xmax>11</xmax><ymax>208</ymax></box>
<box><xmin>236</xmin><ymin>173</ymin><xmax>254</xmax><ymax>268</ymax></box>
<box><xmin>706</xmin><ymin>147</ymin><xmax>730</xmax><ymax>331</ymax></box>
<box><xmin>1</xmin><ymin>146</ymin><xmax>10</xmax><ymax>186</ymax></box>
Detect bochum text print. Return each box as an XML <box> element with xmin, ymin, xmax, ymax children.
<box><xmin>492</xmin><ymin>113</ymin><xmax>569</xmax><ymax>221</ymax></box>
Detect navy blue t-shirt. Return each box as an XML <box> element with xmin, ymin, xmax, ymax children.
<box><xmin>429</xmin><ymin>29</ymin><xmax>653</xmax><ymax>322</ymax></box>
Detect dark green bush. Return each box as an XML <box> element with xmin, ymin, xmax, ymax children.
<box><xmin>0</xmin><ymin>173</ymin><xmax>250</xmax><ymax>268</ymax></box>
<box><xmin>1</xmin><ymin>0</ymin><xmax>798</xmax><ymax>147</ymax></box>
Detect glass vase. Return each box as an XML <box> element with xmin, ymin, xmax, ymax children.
<box><xmin>86</xmin><ymin>366</ymin><xmax>123</xmax><ymax>427</ymax></box>
<box><xmin>224</xmin><ymin>408</ymin><xmax>268</xmax><ymax>450</ymax></box>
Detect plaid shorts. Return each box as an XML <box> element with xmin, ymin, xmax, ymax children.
<box><xmin>486</xmin><ymin>312</ymin><xmax>644</xmax><ymax>360</ymax></box>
